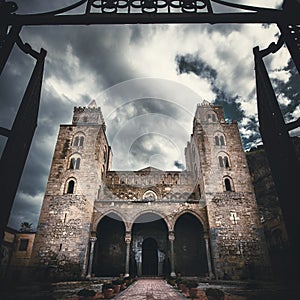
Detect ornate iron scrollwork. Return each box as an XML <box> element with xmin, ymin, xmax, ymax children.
<box><xmin>86</xmin><ymin>0</ymin><xmax>211</xmax><ymax>14</ymax></box>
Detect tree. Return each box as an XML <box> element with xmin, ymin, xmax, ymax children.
<box><xmin>20</xmin><ymin>222</ymin><xmax>33</xmax><ymax>232</ymax></box>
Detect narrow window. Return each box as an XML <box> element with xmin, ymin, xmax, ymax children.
<box><xmin>207</xmin><ymin>114</ymin><xmax>211</xmax><ymax>121</ymax></box>
<box><xmin>59</xmin><ymin>243</ymin><xmax>62</xmax><ymax>251</ymax></box>
<box><xmin>224</xmin><ymin>156</ymin><xmax>230</xmax><ymax>168</ymax></box>
<box><xmin>19</xmin><ymin>239</ymin><xmax>29</xmax><ymax>251</ymax></box>
<box><xmin>83</xmin><ymin>116</ymin><xmax>88</xmax><ymax>122</ymax></box>
<box><xmin>73</xmin><ymin>136</ymin><xmax>79</xmax><ymax>146</ymax></box>
<box><xmin>212</xmin><ymin>114</ymin><xmax>216</xmax><ymax>122</ymax></box>
<box><xmin>67</xmin><ymin>180</ymin><xmax>75</xmax><ymax>194</ymax></box>
<box><xmin>220</xmin><ymin>136</ymin><xmax>225</xmax><ymax>146</ymax></box>
<box><xmin>79</xmin><ymin>136</ymin><xmax>84</xmax><ymax>146</ymax></box>
<box><xmin>215</xmin><ymin>136</ymin><xmax>220</xmax><ymax>146</ymax></box>
<box><xmin>218</xmin><ymin>156</ymin><xmax>224</xmax><ymax>167</ymax></box>
<box><xmin>75</xmin><ymin>158</ymin><xmax>81</xmax><ymax>169</ymax></box>
<box><xmin>69</xmin><ymin>158</ymin><xmax>75</xmax><ymax>169</ymax></box>
<box><xmin>225</xmin><ymin>178</ymin><xmax>232</xmax><ymax>191</ymax></box>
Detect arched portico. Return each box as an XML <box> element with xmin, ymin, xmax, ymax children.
<box><xmin>131</xmin><ymin>212</ymin><xmax>170</xmax><ymax>276</ymax></box>
<box><xmin>92</xmin><ymin>212</ymin><xmax>126</xmax><ymax>277</ymax></box>
<box><xmin>174</xmin><ymin>212</ymin><xmax>209</xmax><ymax>276</ymax></box>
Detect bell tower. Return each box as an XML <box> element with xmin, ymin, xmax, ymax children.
<box><xmin>30</xmin><ymin>100</ymin><xmax>111</xmax><ymax>279</ymax></box>
<box><xmin>185</xmin><ymin>101</ymin><xmax>271</xmax><ymax>280</ymax></box>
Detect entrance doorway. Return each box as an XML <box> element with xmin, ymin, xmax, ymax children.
<box><xmin>93</xmin><ymin>213</ymin><xmax>126</xmax><ymax>276</ymax></box>
<box><xmin>142</xmin><ymin>238</ymin><xmax>158</xmax><ymax>275</ymax></box>
<box><xmin>174</xmin><ymin>213</ymin><xmax>208</xmax><ymax>276</ymax></box>
<box><xmin>131</xmin><ymin>212</ymin><xmax>169</xmax><ymax>276</ymax></box>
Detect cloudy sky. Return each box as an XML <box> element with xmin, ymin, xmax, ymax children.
<box><xmin>0</xmin><ymin>0</ymin><xmax>299</xmax><ymax>230</ymax></box>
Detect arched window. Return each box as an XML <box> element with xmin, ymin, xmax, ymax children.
<box><xmin>73</xmin><ymin>133</ymin><xmax>85</xmax><ymax>147</ymax></box>
<box><xmin>215</xmin><ymin>136</ymin><xmax>220</xmax><ymax>146</ymax></box>
<box><xmin>79</xmin><ymin>136</ymin><xmax>84</xmax><ymax>146</ymax></box>
<box><xmin>214</xmin><ymin>133</ymin><xmax>226</xmax><ymax>146</ymax></box>
<box><xmin>224</xmin><ymin>156</ymin><xmax>230</xmax><ymax>168</ymax></box>
<box><xmin>224</xmin><ymin>178</ymin><xmax>232</xmax><ymax>191</ymax></box>
<box><xmin>75</xmin><ymin>158</ymin><xmax>80</xmax><ymax>169</ymax></box>
<box><xmin>69</xmin><ymin>158</ymin><xmax>76</xmax><ymax>169</ymax></box>
<box><xmin>218</xmin><ymin>155</ymin><xmax>230</xmax><ymax>168</ymax></box>
<box><xmin>67</xmin><ymin>180</ymin><xmax>75</xmax><ymax>194</ymax></box>
<box><xmin>208</xmin><ymin>112</ymin><xmax>217</xmax><ymax>122</ymax></box>
<box><xmin>220</xmin><ymin>136</ymin><xmax>225</xmax><ymax>146</ymax></box>
<box><xmin>218</xmin><ymin>156</ymin><xmax>224</xmax><ymax>167</ymax></box>
<box><xmin>69</xmin><ymin>156</ymin><xmax>81</xmax><ymax>170</ymax></box>
<box><xmin>73</xmin><ymin>136</ymin><xmax>79</xmax><ymax>146</ymax></box>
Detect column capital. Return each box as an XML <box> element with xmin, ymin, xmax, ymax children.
<box><xmin>203</xmin><ymin>232</ymin><xmax>209</xmax><ymax>239</ymax></box>
<box><xmin>125</xmin><ymin>232</ymin><xmax>132</xmax><ymax>244</ymax></box>
<box><xmin>168</xmin><ymin>231</ymin><xmax>175</xmax><ymax>241</ymax></box>
<box><xmin>90</xmin><ymin>236</ymin><xmax>97</xmax><ymax>243</ymax></box>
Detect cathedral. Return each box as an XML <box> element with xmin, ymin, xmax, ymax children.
<box><xmin>29</xmin><ymin>100</ymin><xmax>271</xmax><ymax>280</ymax></box>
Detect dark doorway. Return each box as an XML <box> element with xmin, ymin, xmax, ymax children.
<box><xmin>174</xmin><ymin>213</ymin><xmax>208</xmax><ymax>276</ymax></box>
<box><xmin>142</xmin><ymin>238</ymin><xmax>158</xmax><ymax>275</ymax></box>
<box><xmin>131</xmin><ymin>213</ymin><xmax>168</xmax><ymax>277</ymax></box>
<box><xmin>93</xmin><ymin>213</ymin><xmax>126</xmax><ymax>277</ymax></box>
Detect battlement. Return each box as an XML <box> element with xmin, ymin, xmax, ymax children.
<box><xmin>72</xmin><ymin>100</ymin><xmax>105</xmax><ymax>128</ymax></box>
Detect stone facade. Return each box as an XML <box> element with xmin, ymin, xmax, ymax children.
<box><xmin>30</xmin><ymin>100</ymin><xmax>271</xmax><ymax>280</ymax></box>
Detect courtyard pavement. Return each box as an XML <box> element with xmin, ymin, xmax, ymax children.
<box><xmin>1</xmin><ymin>277</ymin><xmax>300</xmax><ymax>299</ymax></box>
<box><xmin>115</xmin><ymin>279</ymin><xmax>186</xmax><ymax>300</ymax></box>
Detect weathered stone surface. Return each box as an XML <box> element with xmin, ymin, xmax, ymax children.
<box><xmin>30</xmin><ymin>101</ymin><xmax>271</xmax><ymax>281</ymax></box>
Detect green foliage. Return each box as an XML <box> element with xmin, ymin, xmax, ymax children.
<box><xmin>20</xmin><ymin>222</ymin><xmax>33</xmax><ymax>232</ymax></box>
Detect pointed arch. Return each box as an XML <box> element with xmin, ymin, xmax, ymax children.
<box><xmin>130</xmin><ymin>210</ymin><xmax>171</xmax><ymax>232</ymax></box>
<box><xmin>73</xmin><ymin>131</ymin><xmax>86</xmax><ymax>147</ymax></box>
<box><xmin>223</xmin><ymin>176</ymin><xmax>234</xmax><ymax>192</ymax></box>
<box><xmin>65</xmin><ymin>177</ymin><xmax>77</xmax><ymax>194</ymax></box>
<box><xmin>93</xmin><ymin>210</ymin><xmax>128</xmax><ymax>232</ymax></box>
<box><xmin>217</xmin><ymin>151</ymin><xmax>231</xmax><ymax>168</ymax></box>
<box><xmin>174</xmin><ymin>212</ymin><xmax>208</xmax><ymax>276</ymax></box>
<box><xmin>214</xmin><ymin>131</ymin><xmax>226</xmax><ymax>146</ymax></box>
<box><xmin>93</xmin><ymin>212</ymin><xmax>126</xmax><ymax>276</ymax></box>
<box><xmin>68</xmin><ymin>153</ymin><xmax>82</xmax><ymax>170</ymax></box>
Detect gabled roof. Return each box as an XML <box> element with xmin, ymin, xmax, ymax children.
<box><xmin>136</xmin><ymin>166</ymin><xmax>163</xmax><ymax>172</ymax></box>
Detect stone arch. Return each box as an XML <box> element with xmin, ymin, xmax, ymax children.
<box><xmin>173</xmin><ymin>212</ymin><xmax>208</xmax><ymax>276</ymax></box>
<box><xmin>170</xmin><ymin>209</ymin><xmax>207</xmax><ymax>232</ymax></box>
<box><xmin>223</xmin><ymin>176</ymin><xmax>234</xmax><ymax>192</ymax></box>
<box><xmin>68</xmin><ymin>152</ymin><xmax>82</xmax><ymax>170</ymax></box>
<box><xmin>64</xmin><ymin>177</ymin><xmax>77</xmax><ymax>194</ymax></box>
<box><xmin>143</xmin><ymin>190</ymin><xmax>158</xmax><ymax>201</ymax></box>
<box><xmin>131</xmin><ymin>212</ymin><xmax>170</xmax><ymax>276</ymax></box>
<box><xmin>213</xmin><ymin>130</ymin><xmax>226</xmax><ymax>146</ymax></box>
<box><xmin>217</xmin><ymin>151</ymin><xmax>231</xmax><ymax>168</ymax></box>
<box><xmin>130</xmin><ymin>210</ymin><xmax>171</xmax><ymax>232</ymax></box>
<box><xmin>72</xmin><ymin>131</ymin><xmax>86</xmax><ymax>146</ymax></box>
<box><xmin>92</xmin><ymin>210</ymin><xmax>129</xmax><ymax>232</ymax></box>
<box><xmin>207</xmin><ymin>110</ymin><xmax>218</xmax><ymax>122</ymax></box>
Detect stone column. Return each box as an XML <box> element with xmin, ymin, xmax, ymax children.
<box><xmin>125</xmin><ymin>232</ymin><xmax>131</xmax><ymax>277</ymax></box>
<box><xmin>169</xmin><ymin>231</ymin><xmax>176</xmax><ymax>277</ymax></box>
<box><xmin>204</xmin><ymin>233</ymin><xmax>214</xmax><ymax>278</ymax></box>
<box><xmin>86</xmin><ymin>236</ymin><xmax>97</xmax><ymax>278</ymax></box>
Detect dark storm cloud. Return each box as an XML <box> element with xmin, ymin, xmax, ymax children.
<box><xmin>176</xmin><ymin>54</ymin><xmax>217</xmax><ymax>81</ymax></box>
<box><xmin>272</xmin><ymin>59</ymin><xmax>300</xmax><ymax>122</ymax></box>
<box><xmin>176</xmin><ymin>53</ymin><xmax>245</xmax><ymax>121</ymax></box>
<box><xmin>175</xmin><ymin>52</ymin><xmax>261</xmax><ymax>146</ymax></box>
<box><xmin>174</xmin><ymin>160</ymin><xmax>185</xmax><ymax>170</ymax></box>
<box><xmin>240</xmin><ymin>116</ymin><xmax>262</xmax><ymax>150</ymax></box>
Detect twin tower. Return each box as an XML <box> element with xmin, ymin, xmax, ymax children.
<box><xmin>30</xmin><ymin>100</ymin><xmax>271</xmax><ymax>280</ymax></box>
